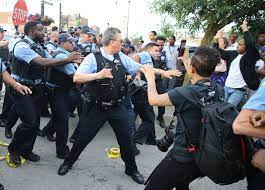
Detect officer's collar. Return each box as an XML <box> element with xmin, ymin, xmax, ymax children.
<box><xmin>56</xmin><ymin>47</ymin><xmax>70</xmax><ymax>55</ymax></box>
<box><xmin>24</xmin><ymin>36</ymin><xmax>36</xmax><ymax>45</ymax></box>
<box><xmin>100</xmin><ymin>47</ymin><xmax>115</xmax><ymax>58</ymax></box>
<box><xmin>79</xmin><ymin>42</ymin><xmax>91</xmax><ymax>46</ymax></box>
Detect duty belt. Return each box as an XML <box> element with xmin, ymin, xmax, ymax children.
<box><xmin>95</xmin><ymin>99</ymin><xmax>123</xmax><ymax>109</ymax></box>
<box><xmin>13</xmin><ymin>76</ymin><xmax>43</xmax><ymax>86</ymax></box>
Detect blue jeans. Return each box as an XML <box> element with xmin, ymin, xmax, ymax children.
<box><xmin>224</xmin><ymin>86</ymin><xmax>245</xmax><ymax>107</ymax></box>
<box><xmin>123</xmin><ymin>95</ymin><xmax>136</xmax><ymax>136</ymax></box>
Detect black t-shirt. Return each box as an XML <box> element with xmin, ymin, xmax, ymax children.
<box><xmin>167</xmin><ymin>82</ymin><xmax>215</xmax><ymax>163</ymax></box>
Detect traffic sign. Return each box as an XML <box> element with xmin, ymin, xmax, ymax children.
<box><xmin>12</xmin><ymin>0</ymin><xmax>28</xmax><ymax>26</ymax></box>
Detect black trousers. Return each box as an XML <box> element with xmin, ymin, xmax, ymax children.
<box><xmin>8</xmin><ymin>88</ymin><xmax>45</xmax><ymax>154</ymax></box>
<box><xmin>65</xmin><ymin>103</ymin><xmax>137</xmax><ymax>172</ymax></box>
<box><xmin>52</xmin><ymin>89</ymin><xmax>70</xmax><ymax>154</ymax></box>
<box><xmin>70</xmin><ymin>100</ymin><xmax>93</xmax><ymax>140</ymax></box>
<box><xmin>0</xmin><ymin>88</ymin><xmax>13</xmax><ymax>120</ymax></box>
<box><xmin>131</xmin><ymin>90</ymin><xmax>156</xmax><ymax>145</ymax></box>
<box><xmin>144</xmin><ymin>156</ymin><xmax>203</xmax><ymax>190</ymax></box>
<box><xmin>5</xmin><ymin>104</ymin><xmax>18</xmax><ymax>130</ymax></box>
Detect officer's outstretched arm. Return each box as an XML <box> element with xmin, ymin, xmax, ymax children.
<box><xmin>233</xmin><ymin>109</ymin><xmax>265</xmax><ymax>139</ymax></box>
<box><xmin>31</xmin><ymin>52</ymin><xmax>81</xmax><ymax>67</ymax></box>
<box><xmin>73</xmin><ymin>68</ymin><xmax>113</xmax><ymax>83</ymax></box>
<box><xmin>141</xmin><ymin>65</ymin><xmax>173</xmax><ymax>107</ymax></box>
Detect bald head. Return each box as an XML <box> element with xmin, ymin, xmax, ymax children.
<box><xmin>49</xmin><ymin>31</ymin><xmax>59</xmax><ymax>43</ymax></box>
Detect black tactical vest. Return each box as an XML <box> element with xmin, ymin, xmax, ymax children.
<box><xmin>12</xmin><ymin>39</ymin><xmax>46</xmax><ymax>80</ymax></box>
<box><xmin>45</xmin><ymin>41</ymin><xmax>58</xmax><ymax>50</ymax></box>
<box><xmin>85</xmin><ymin>51</ymin><xmax>128</xmax><ymax>104</ymax></box>
<box><xmin>46</xmin><ymin>51</ymin><xmax>74</xmax><ymax>89</ymax></box>
<box><xmin>153</xmin><ymin>51</ymin><xmax>167</xmax><ymax>80</ymax></box>
<box><xmin>0</xmin><ymin>46</ymin><xmax>9</xmax><ymax>62</ymax></box>
<box><xmin>76</xmin><ymin>43</ymin><xmax>92</xmax><ymax>57</ymax></box>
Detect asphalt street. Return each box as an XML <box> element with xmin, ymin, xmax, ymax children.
<box><xmin>0</xmin><ymin>94</ymin><xmax>247</xmax><ymax>190</ymax></box>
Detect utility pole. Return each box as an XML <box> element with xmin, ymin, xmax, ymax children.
<box><xmin>41</xmin><ymin>0</ymin><xmax>44</xmax><ymax>17</ymax></box>
<box><xmin>126</xmin><ymin>0</ymin><xmax>131</xmax><ymax>38</ymax></box>
<box><xmin>59</xmin><ymin>2</ymin><xmax>62</xmax><ymax>30</ymax></box>
<box><xmin>41</xmin><ymin>0</ymin><xmax>53</xmax><ymax>17</ymax></box>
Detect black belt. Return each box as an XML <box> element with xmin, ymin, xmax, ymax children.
<box><xmin>235</xmin><ymin>88</ymin><xmax>247</xmax><ymax>92</ymax></box>
<box><xmin>95</xmin><ymin>99</ymin><xmax>123</xmax><ymax>109</ymax></box>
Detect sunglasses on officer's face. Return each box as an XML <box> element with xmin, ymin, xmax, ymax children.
<box><xmin>111</xmin><ymin>39</ymin><xmax>123</xmax><ymax>43</ymax></box>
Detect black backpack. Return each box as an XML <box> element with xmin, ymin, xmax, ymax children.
<box><xmin>177</xmin><ymin>83</ymin><xmax>254</xmax><ymax>185</ymax></box>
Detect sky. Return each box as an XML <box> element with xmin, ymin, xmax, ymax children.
<box><xmin>0</xmin><ymin>0</ymin><xmax>162</xmax><ymax>39</ymax></box>
<box><xmin>1</xmin><ymin>0</ymin><xmax>235</xmax><ymax>42</ymax></box>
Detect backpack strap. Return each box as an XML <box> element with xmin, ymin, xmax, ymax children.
<box><xmin>174</xmin><ymin>110</ymin><xmax>197</xmax><ymax>153</ymax></box>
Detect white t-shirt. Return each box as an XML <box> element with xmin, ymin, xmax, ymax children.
<box><xmin>225</xmin><ymin>54</ymin><xmax>246</xmax><ymax>88</ymax></box>
<box><xmin>164</xmin><ymin>45</ymin><xmax>178</xmax><ymax>69</ymax></box>
<box><xmin>226</xmin><ymin>42</ymin><xmax>238</xmax><ymax>50</ymax></box>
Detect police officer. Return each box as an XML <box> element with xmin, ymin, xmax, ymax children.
<box><xmin>8</xmin><ymin>21</ymin><xmax>81</xmax><ymax>166</ymax></box>
<box><xmin>131</xmin><ymin>43</ymin><xmax>160</xmax><ymax>146</ymax></box>
<box><xmin>76</xmin><ymin>26</ymin><xmax>97</xmax><ymax>57</ymax></box>
<box><xmin>44</xmin><ymin>33</ymin><xmax>78</xmax><ymax>158</ymax></box>
<box><xmin>155</xmin><ymin>36</ymin><xmax>168</xmax><ymax>128</ymax></box>
<box><xmin>57</xmin><ymin>27</ymin><xmax>181</xmax><ymax>184</ymax></box>
<box><xmin>45</xmin><ymin>31</ymin><xmax>59</xmax><ymax>54</ymax></box>
<box><xmin>0</xmin><ymin>56</ymin><xmax>32</xmax><ymax>190</ymax></box>
<box><xmin>0</xmin><ymin>26</ymin><xmax>12</xmax><ymax>126</ymax></box>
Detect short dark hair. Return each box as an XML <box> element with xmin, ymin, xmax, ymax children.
<box><xmin>145</xmin><ymin>42</ymin><xmax>159</xmax><ymax>50</ymax></box>
<box><xmin>150</xmin><ymin>31</ymin><xmax>157</xmax><ymax>36</ymax></box>
<box><xmin>24</xmin><ymin>21</ymin><xmax>42</xmax><ymax>35</ymax></box>
<box><xmin>169</xmin><ymin>35</ymin><xmax>176</xmax><ymax>40</ymax></box>
<box><xmin>156</xmin><ymin>36</ymin><xmax>166</xmax><ymax>42</ymax></box>
<box><xmin>190</xmin><ymin>46</ymin><xmax>221</xmax><ymax>77</ymax></box>
<box><xmin>52</xmin><ymin>26</ymin><xmax>58</xmax><ymax>31</ymax></box>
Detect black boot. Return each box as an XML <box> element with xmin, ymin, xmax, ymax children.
<box><xmin>5</xmin><ymin>127</ymin><xmax>12</xmax><ymax>139</ymax></box>
<box><xmin>9</xmin><ymin>151</ymin><xmax>21</xmax><ymax>165</ymax></box>
<box><xmin>46</xmin><ymin>133</ymin><xmax>55</xmax><ymax>142</ymax></box>
<box><xmin>125</xmin><ymin>170</ymin><xmax>145</xmax><ymax>184</ymax></box>
<box><xmin>0</xmin><ymin>183</ymin><xmax>4</xmax><ymax>190</ymax></box>
<box><xmin>132</xmin><ymin>143</ymin><xmax>140</xmax><ymax>156</ymax></box>
<box><xmin>58</xmin><ymin>162</ymin><xmax>72</xmax><ymax>175</ymax></box>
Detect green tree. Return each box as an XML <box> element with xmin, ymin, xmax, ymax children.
<box><xmin>159</xmin><ymin>18</ymin><xmax>175</xmax><ymax>37</ymax></box>
<box><xmin>151</xmin><ymin>0</ymin><xmax>265</xmax><ymax>45</ymax></box>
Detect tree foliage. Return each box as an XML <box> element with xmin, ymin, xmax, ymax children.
<box><xmin>159</xmin><ymin>18</ymin><xmax>176</xmax><ymax>37</ymax></box>
<box><xmin>151</xmin><ymin>0</ymin><xmax>265</xmax><ymax>45</ymax></box>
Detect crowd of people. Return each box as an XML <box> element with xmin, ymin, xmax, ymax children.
<box><xmin>0</xmin><ymin>18</ymin><xmax>264</xmax><ymax>190</ymax></box>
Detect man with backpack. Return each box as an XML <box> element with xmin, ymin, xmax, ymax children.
<box><xmin>142</xmin><ymin>46</ymin><xmax>221</xmax><ymax>190</ymax></box>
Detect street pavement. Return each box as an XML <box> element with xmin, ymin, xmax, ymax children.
<box><xmin>0</xmin><ymin>94</ymin><xmax>247</xmax><ymax>190</ymax></box>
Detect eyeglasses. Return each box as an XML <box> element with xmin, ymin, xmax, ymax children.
<box><xmin>110</xmin><ymin>39</ymin><xmax>123</xmax><ymax>43</ymax></box>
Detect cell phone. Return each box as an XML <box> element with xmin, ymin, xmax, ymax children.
<box><xmin>178</xmin><ymin>40</ymin><xmax>186</xmax><ymax>57</ymax></box>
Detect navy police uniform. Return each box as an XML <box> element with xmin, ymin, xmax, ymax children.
<box><xmin>8</xmin><ymin>36</ymin><xmax>51</xmax><ymax>158</ymax></box>
<box><xmin>45</xmin><ymin>46</ymin><xmax>76</xmax><ymax>157</ymax></box>
<box><xmin>61</xmin><ymin>48</ymin><xmax>141</xmax><ymax>174</ymax></box>
<box><xmin>131</xmin><ymin>51</ymin><xmax>156</xmax><ymax>145</ymax></box>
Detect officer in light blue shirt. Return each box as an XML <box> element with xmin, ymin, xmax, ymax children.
<box><xmin>57</xmin><ymin>27</ymin><xmax>180</xmax><ymax>182</ymax></box>
<box><xmin>243</xmin><ymin>79</ymin><xmax>265</xmax><ymax>111</ymax></box>
<box><xmin>242</xmin><ymin>79</ymin><xmax>265</xmax><ymax>148</ymax></box>
<box><xmin>77</xmin><ymin>46</ymin><xmax>141</xmax><ymax>75</ymax></box>
<box><xmin>14</xmin><ymin>35</ymin><xmax>52</xmax><ymax>64</ymax></box>
<box><xmin>7</xmin><ymin>21</ymin><xmax>82</xmax><ymax>166</ymax></box>
<box><xmin>130</xmin><ymin>43</ymin><xmax>161</xmax><ymax>145</ymax></box>
<box><xmin>44</xmin><ymin>33</ymin><xmax>78</xmax><ymax>159</ymax></box>
<box><xmin>0</xmin><ymin>58</ymin><xmax>6</xmax><ymax>73</ymax></box>
<box><xmin>76</xmin><ymin>26</ymin><xmax>97</xmax><ymax>56</ymax></box>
